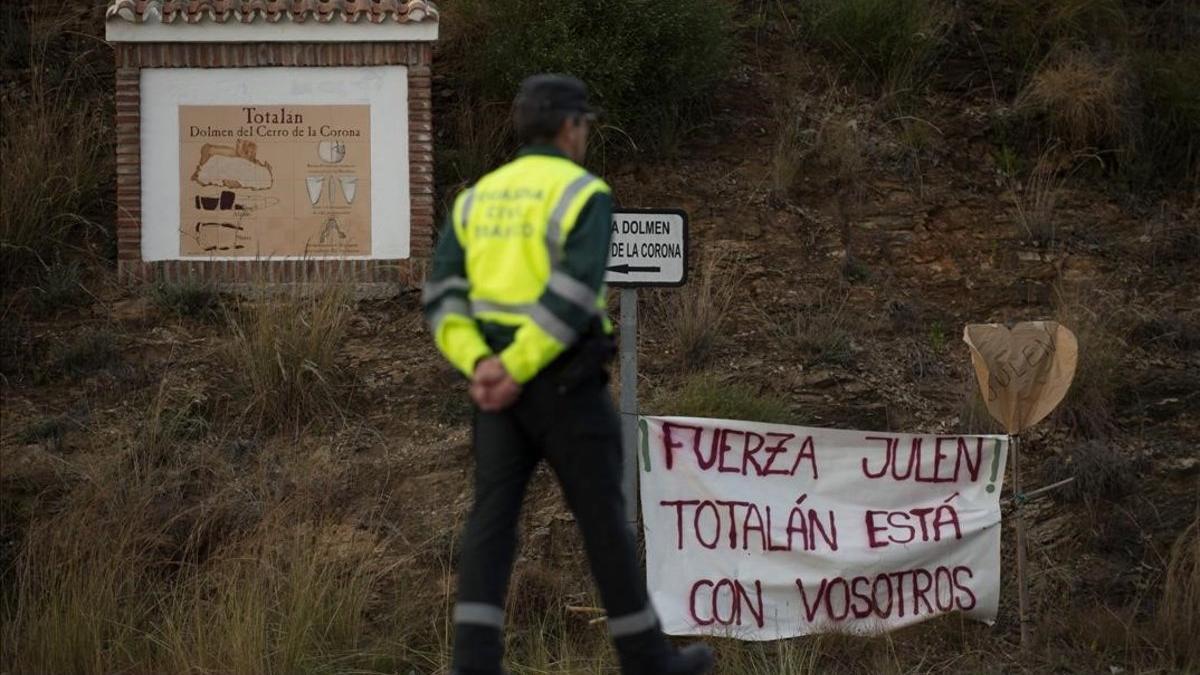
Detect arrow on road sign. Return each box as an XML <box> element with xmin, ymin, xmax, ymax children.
<box><xmin>606</xmin><ymin>264</ymin><xmax>662</xmax><ymax>274</ymax></box>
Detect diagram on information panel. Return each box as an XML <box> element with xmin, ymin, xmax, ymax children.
<box><xmin>179</xmin><ymin>105</ymin><xmax>371</xmax><ymax>256</ymax></box>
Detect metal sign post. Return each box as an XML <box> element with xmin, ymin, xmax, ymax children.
<box><xmin>606</xmin><ymin>209</ymin><xmax>688</xmax><ymax>529</ymax></box>
<box><xmin>619</xmin><ymin>287</ymin><xmax>640</xmax><ymax>527</ymax></box>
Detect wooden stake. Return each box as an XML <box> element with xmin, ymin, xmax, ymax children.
<box><xmin>1011</xmin><ymin>434</ymin><xmax>1032</xmax><ymax>648</ymax></box>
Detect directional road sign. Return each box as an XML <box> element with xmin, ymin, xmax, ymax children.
<box><xmin>605</xmin><ymin>209</ymin><xmax>688</xmax><ymax>287</ymax></box>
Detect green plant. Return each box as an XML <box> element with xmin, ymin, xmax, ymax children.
<box><xmin>17</xmin><ymin>413</ymin><xmax>85</xmax><ymax>448</ymax></box>
<box><xmin>983</xmin><ymin>0</ymin><xmax>1129</xmax><ymax>75</ymax></box>
<box><xmin>150</xmin><ymin>277</ymin><xmax>222</xmax><ymax>320</ymax></box>
<box><xmin>801</xmin><ymin>0</ymin><xmax>950</xmax><ymax>96</ymax></box>
<box><xmin>440</xmin><ymin>0</ymin><xmax>731</xmax><ymax>158</ymax></box>
<box><xmin>132</xmin><ymin>378</ymin><xmax>211</xmax><ymax>476</ymax></box>
<box><xmin>649</xmin><ymin>373</ymin><xmax>796</xmax><ymax>424</ymax></box>
<box><xmin>30</xmin><ymin>260</ymin><xmax>88</xmax><ymax>314</ymax></box>
<box><xmin>50</xmin><ymin>328</ymin><xmax>119</xmax><ymax>379</ymax></box>
<box><xmin>928</xmin><ymin>320</ymin><xmax>946</xmax><ymax>352</ymax></box>
<box><xmin>1131</xmin><ymin>48</ymin><xmax>1200</xmax><ymax>185</ymax></box>
<box><xmin>992</xmin><ymin>144</ymin><xmax>1023</xmax><ymax>177</ymax></box>
<box><xmin>841</xmin><ymin>256</ymin><xmax>872</xmax><ymax>283</ymax></box>
<box><xmin>226</xmin><ymin>282</ymin><xmax>353</xmax><ymax>434</ymax></box>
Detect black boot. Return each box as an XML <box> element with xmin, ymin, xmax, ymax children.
<box><xmin>619</xmin><ymin>642</ymin><xmax>715</xmax><ymax>675</ymax></box>
<box><xmin>660</xmin><ymin>644</ymin><xmax>716</xmax><ymax>674</ymax></box>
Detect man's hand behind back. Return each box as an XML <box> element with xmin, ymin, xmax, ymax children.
<box><xmin>471</xmin><ymin>356</ymin><xmax>522</xmax><ymax>412</ymax></box>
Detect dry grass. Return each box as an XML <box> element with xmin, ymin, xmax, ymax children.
<box><xmin>1007</xmin><ymin>146</ymin><xmax>1067</xmax><ymax>246</ymax></box>
<box><xmin>957</xmin><ymin>380</ymin><xmax>1004</xmax><ymax>435</ymax></box>
<box><xmin>1052</xmin><ymin>287</ymin><xmax>1129</xmax><ymax>438</ymax></box>
<box><xmin>646</xmin><ymin>254</ymin><xmax>740</xmax><ymax>372</ymax></box>
<box><xmin>1158</xmin><ymin>515</ymin><xmax>1200</xmax><ymax>670</ymax></box>
<box><xmin>1</xmin><ymin>473</ymin><xmax>412</xmax><ymax>674</ymax></box>
<box><xmin>770</xmin><ymin>103</ymin><xmax>869</xmax><ymax>213</ymax></box>
<box><xmin>767</xmin><ymin>287</ymin><xmax>858</xmax><ymax>367</ymax></box>
<box><xmin>1018</xmin><ymin>50</ymin><xmax>1134</xmax><ymax>152</ymax></box>
<box><xmin>3</xmin><ymin>496</ymin><xmax>162</xmax><ymax>674</ymax></box>
<box><xmin>132</xmin><ymin>374</ymin><xmax>212</xmax><ymax>477</ymax></box>
<box><xmin>0</xmin><ymin>11</ymin><xmax>111</xmax><ymax>275</ymax></box>
<box><xmin>770</xmin><ymin>96</ymin><xmax>817</xmax><ymax>201</ymax></box>
<box><xmin>225</xmin><ymin>281</ymin><xmax>353</xmax><ymax>435</ymax></box>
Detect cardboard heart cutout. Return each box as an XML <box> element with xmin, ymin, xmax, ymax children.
<box><xmin>963</xmin><ymin>321</ymin><xmax>1078</xmax><ymax>434</ymax></box>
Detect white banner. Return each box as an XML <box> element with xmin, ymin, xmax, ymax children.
<box><xmin>638</xmin><ymin>416</ymin><xmax>1008</xmax><ymax>640</ymax></box>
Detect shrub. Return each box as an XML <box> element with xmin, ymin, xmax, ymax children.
<box><xmin>436</xmin><ymin>97</ymin><xmax>514</xmax><ymax>197</ymax></box>
<box><xmin>649</xmin><ymin>373</ymin><xmax>796</xmax><ymax>424</ymax></box>
<box><xmin>1130</xmin><ymin>309</ymin><xmax>1200</xmax><ymax>352</ymax></box>
<box><xmin>31</xmin><ymin>260</ymin><xmax>88</xmax><ymax>314</ymax></box>
<box><xmin>770</xmin><ymin>100</ymin><xmax>866</xmax><ymax>204</ymax></box>
<box><xmin>440</xmin><ymin>0</ymin><xmax>731</xmax><ymax>158</ymax></box>
<box><xmin>1017</xmin><ymin>49</ymin><xmax>1134</xmax><ymax>153</ymax></box>
<box><xmin>50</xmin><ymin>328</ymin><xmax>120</xmax><ymax>379</ymax></box>
<box><xmin>801</xmin><ymin>0</ymin><xmax>950</xmax><ymax>96</ymax></box>
<box><xmin>0</xmin><ymin>13</ymin><xmax>111</xmax><ymax>276</ymax></box>
<box><xmin>1042</xmin><ymin>439</ymin><xmax>1134</xmax><ymax>505</ymax></box>
<box><xmin>226</xmin><ymin>283</ymin><xmax>353</xmax><ymax>434</ymax></box>
<box><xmin>0</xmin><ymin>316</ymin><xmax>40</xmax><ymax>379</ymax></box>
<box><xmin>1131</xmin><ymin>48</ymin><xmax>1200</xmax><ymax>185</ymax></box>
<box><xmin>18</xmin><ymin>413</ymin><xmax>86</xmax><ymax>449</ymax></box>
<box><xmin>768</xmin><ymin>288</ymin><xmax>857</xmax><ymax>367</ymax></box>
<box><xmin>150</xmin><ymin>277</ymin><xmax>222</xmax><ymax>320</ymax></box>
<box><xmin>983</xmin><ymin>0</ymin><xmax>1129</xmax><ymax>74</ymax></box>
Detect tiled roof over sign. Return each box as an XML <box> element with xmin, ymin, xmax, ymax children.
<box><xmin>105</xmin><ymin>0</ymin><xmax>439</xmax><ymax>24</ymax></box>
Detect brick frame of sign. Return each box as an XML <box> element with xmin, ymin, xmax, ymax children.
<box><xmin>106</xmin><ymin>0</ymin><xmax>439</xmax><ymax>289</ymax></box>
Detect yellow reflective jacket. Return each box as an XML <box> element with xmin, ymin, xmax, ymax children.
<box><xmin>423</xmin><ymin>146</ymin><xmax>614</xmax><ymax>384</ymax></box>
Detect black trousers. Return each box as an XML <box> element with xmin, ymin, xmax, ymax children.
<box><xmin>452</xmin><ymin>360</ymin><xmax>665</xmax><ymax>671</ymax></box>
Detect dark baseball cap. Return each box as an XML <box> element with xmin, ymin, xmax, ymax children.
<box><xmin>514</xmin><ymin>74</ymin><xmax>601</xmax><ymax>119</ymax></box>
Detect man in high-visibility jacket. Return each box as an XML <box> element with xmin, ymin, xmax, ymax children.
<box><xmin>423</xmin><ymin>74</ymin><xmax>715</xmax><ymax>675</ymax></box>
